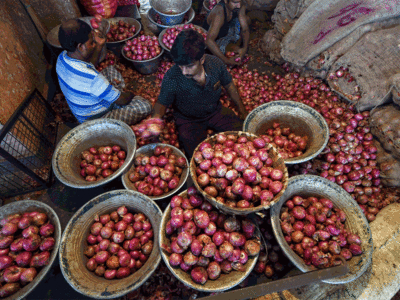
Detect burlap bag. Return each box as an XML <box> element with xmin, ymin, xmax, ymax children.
<box><xmin>370</xmin><ymin>103</ymin><xmax>400</xmax><ymax>159</ymax></box>
<box><xmin>375</xmin><ymin>140</ymin><xmax>400</xmax><ymax>187</ymax></box>
<box><xmin>245</xmin><ymin>0</ymin><xmax>280</xmax><ymax>11</ymax></box>
<box><xmin>390</xmin><ymin>74</ymin><xmax>400</xmax><ymax>106</ymax></box>
<box><xmin>281</xmin><ymin>0</ymin><xmax>400</xmax><ymax>67</ymax></box>
<box><xmin>260</xmin><ymin>29</ymin><xmax>285</xmax><ymax>64</ymax></box>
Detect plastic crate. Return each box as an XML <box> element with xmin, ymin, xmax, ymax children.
<box><xmin>0</xmin><ymin>89</ymin><xmax>58</xmax><ymax>198</ymax></box>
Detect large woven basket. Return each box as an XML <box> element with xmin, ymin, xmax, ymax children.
<box><xmin>190</xmin><ymin>131</ymin><xmax>288</xmax><ymax>215</ymax></box>
<box><xmin>59</xmin><ymin>190</ymin><xmax>162</xmax><ymax>299</ymax></box>
<box><xmin>159</xmin><ymin>189</ymin><xmax>259</xmax><ymax>292</ymax></box>
<box><xmin>121</xmin><ymin>143</ymin><xmax>189</xmax><ymax>200</ymax></box>
<box><xmin>270</xmin><ymin>175</ymin><xmax>373</xmax><ymax>284</ymax></box>
<box><xmin>243</xmin><ymin>100</ymin><xmax>329</xmax><ymax>165</ymax></box>
<box><xmin>0</xmin><ymin>200</ymin><xmax>61</xmax><ymax>300</ymax></box>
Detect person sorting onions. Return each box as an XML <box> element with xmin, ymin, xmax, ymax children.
<box><xmin>152</xmin><ymin>29</ymin><xmax>247</xmax><ymax>159</ymax></box>
<box><xmin>56</xmin><ymin>18</ymin><xmax>151</xmax><ymax>125</ymax></box>
<box><xmin>202</xmin><ymin>0</ymin><xmax>250</xmax><ymax>66</ymax></box>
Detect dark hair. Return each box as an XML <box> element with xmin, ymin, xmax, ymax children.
<box><xmin>58</xmin><ymin>19</ymin><xmax>92</xmax><ymax>52</ymax></box>
<box><xmin>170</xmin><ymin>29</ymin><xmax>205</xmax><ymax>65</ymax></box>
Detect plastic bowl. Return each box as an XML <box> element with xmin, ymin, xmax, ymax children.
<box><xmin>59</xmin><ymin>189</ymin><xmax>163</xmax><ymax>299</ymax></box>
<box><xmin>149</xmin><ymin>0</ymin><xmax>192</xmax><ymax>25</ymax></box>
<box><xmin>147</xmin><ymin>8</ymin><xmax>195</xmax><ymax>34</ymax></box>
<box><xmin>243</xmin><ymin>100</ymin><xmax>329</xmax><ymax>165</ymax></box>
<box><xmin>121</xmin><ymin>143</ymin><xmax>189</xmax><ymax>200</ymax></box>
<box><xmin>270</xmin><ymin>175</ymin><xmax>373</xmax><ymax>284</ymax></box>
<box><xmin>52</xmin><ymin>119</ymin><xmax>136</xmax><ymax>189</ymax></box>
<box><xmin>0</xmin><ymin>200</ymin><xmax>61</xmax><ymax>300</ymax></box>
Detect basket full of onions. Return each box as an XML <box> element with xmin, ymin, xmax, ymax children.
<box><xmin>159</xmin><ymin>188</ymin><xmax>260</xmax><ymax>292</ymax></box>
<box><xmin>270</xmin><ymin>175</ymin><xmax>373</xmax><ymax>284</ymax></box>
<box><xmin>0</xmin><ymin>200</ymin><xmax>61</xmax><ymax>299</ymax></box>
<box><xmin>121</xmin><ymin>143</ymin><xmax>189</xmax><ymax>200</ymax></box>
<box><xmin>190</xmin><ymin>131</ymin><xmax>289</xmax><ymax>215</ymax></box>
<box><xmin>52</xmin><ymin>119</ymin><xmax>136</xmax><ymax>189</ymax></box>
<box><xmin>59</xmin><ymin>190</ymin><xmax>162</xmax><ymax>299</ymax></box>
<box><xmin>243</xmin><ymin>100</ymin><xmax>329</xmax><ymax>165</ymax></box>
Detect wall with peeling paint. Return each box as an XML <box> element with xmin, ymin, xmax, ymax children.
<box><xmin>0</xmin><ymin>0</ymin><xmax>81</xmax><ymax>125</ymax></box>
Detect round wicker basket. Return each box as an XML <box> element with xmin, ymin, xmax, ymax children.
<box><xmin>270</xmin><ymin>175</ymin><xmax>373</xmax><ymax>284</ymax></box>
<box><xmin>189</xmin><ymin>131</ymin><xmax>289</xmax><ymax>215</ymax></box>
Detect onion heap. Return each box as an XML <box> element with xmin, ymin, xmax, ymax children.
<box><xmin>123</xmin><ymin>35</ymin><xmax>161</xmax><ymax>61</ymax></box>
<box><xmin>280</xmin><ymin>195</ymin><xmax>363</xmax><ymax>269</ymax></box>
<box><xmin>128</xmin><ymin>145</ymin><xmax>187</xmax><ymax>197</ymax></box>
<box><xmin>0</xmin><ymin>211</ymin><xmax>55</xmax><ymax>297</ymax></box>
<box><xmin>192</xmin><ymin>133</ymin><xmax>286</xmax><ymax>209</ymax></box>
<box><xmin>80</xmin><ymin>145</ymin><xmax>126</xmax><ymax>181</ymax></box>
<box><xmin>162</xmin><ymin>24</ymin><xmax>207</xmax><ymax>50</ymax></box>
<box><xmin>84</xmin><ymin>206</ymin><xmax>154</xmax><ymax>279</ymax></box>
<box><xmin>225</xmin><ymin>51</ymin><xmax>250</xmax><ymax>64</ymax></box>
<box><xmin>130</xmin><ymin>117</ymin><xmax>165</xmax><ymax>147</ymax></box>
<box><xmin>106</xmin><ymin>20</ymin><xmax>136</xmax><ymax>42</ymax></box>
<box><xmin>96</xmin><ymin>52</ymin><xmax>117</xmax><ymax>72</ymax></box>
<box><xmin>260</xmin><ymin>122</ymin><xmax>308</xmax><ymax>159</ymax></box>
<box><xmin>162</xmin><ymin>187</ymin><xmax>261</xmax><ymax>285</ymax></box>
<box><xmin>155</xmin><ymin>60</ymin><xmax>174</xmax><ymax>84</ymax></box>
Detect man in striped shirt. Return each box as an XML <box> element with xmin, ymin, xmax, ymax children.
<box><xmin>56</xmin><ymin>19</ymin><xmax>151</xmax><ymax>125</ymax></box>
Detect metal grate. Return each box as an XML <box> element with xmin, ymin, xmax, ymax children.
<box><xmin>0</xmin><ymin>89</ymin><xmax>58</xmax><ymax>198</ymax></box>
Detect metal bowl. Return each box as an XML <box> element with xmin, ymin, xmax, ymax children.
<box><xmin>243</xmin><ymin>100</ymin><xmax>329</xmax><ymax>165</ymax></box>
<box><xmin>189</xmin><ymin>131</ymin><xmax>289</xmax><ymax>215</ymax></box>
<box><xmin>158</xmin><ymin>24</ymin><xmax>207</xmax><ymax>52</ymax></box>
<box><xmin>105</xmin><ymin>17</ymin><xmax>141</xmax><ymax>45</ymax></box>
<box><xmin>47</xmin><ymin>17</ymin><xmax>110</xmax><ymax>49</ymax></box>
<box><xmin>59</xmin><ymin>190</ymin><xmax>163</xmax><ymax>299</ymax></box>
<box><xmin>147</xmin><ymin>8</ymin><xmax>195</xmax><ymax>34</ymax></box>
<box><xmin>52</xmin><ymin>119</ymin><xmax>136</xmax><ymax>189</ymax></box>
<box><xmin>159</xmin><ymin>189</ymin><xmax>259</xmax><ymax>292</ymax></box>
<box><xmin>270</xmin><ymin>175</ymin><xmax>373</xmax><ymax>284</ymax></box>
<box><xmin>121</xmin><ymin>143</ymin><xmax>189</xmax><ymax>200</ymax></box>
<box><xmin>149</xmin><ymin>0</ymin><xmax>192</xmax><ymax>26</ymax></box>
<box><xmin>0</xmin><ymin>200</ymin><xmax>61</xmax><ymax>300</ymax></box>
<box><xmin>121</xmin><ymin>45</ymin><xmax>164</xmax><ymax>75</ymax></box>
<box><xmin>203</xmin><ymin>0</ymin><xmax>211</xmax><ymax>13</ymax></box>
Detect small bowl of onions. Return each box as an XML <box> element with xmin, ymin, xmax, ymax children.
<box><xmin>190</xmin><ymin>131</ymin><xmax>289</xmax><ymax>215</ymax></box>
<box><xmin>121</xmin><ymin>143</ymin><xmax>189</xmax><ymax>200</ymax></box>
<box><xmin>270</xmin><ymin>175</ymin><xmax>373</xmax><ymax>284</ymax></box>
<box><xmin>159</xmin><ymin>188</ymin><xmax>260</xmax><ymax>292</ymax></box>
<box><xmin>59</xmin><ymin>189</ymin><xmax>163</xmax><ymax>299</ymax></box>
<box><xmin>243</xmin><ymin>100</ymin><xmax>329</xmax><ymax>165</ymax></box>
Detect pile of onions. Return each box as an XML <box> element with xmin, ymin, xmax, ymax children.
<box><xmin>84</xmin><ymin>206</ymin><xmax>154</xmax><ymax>279</ymax></box>
<box><xmin>106</xmin><ymin>20</ymin><xmax>136</xmax><ymax>42</ymax></box>
<box><xmin>155</xmin><ymin>61</ymin><xmax>174</xmax><ymax>84</ymax></box>
<box><xmin>131</xmin><ymin>117</ymin><xmax>164</xmax><ymax>142</ymax></box>
<box><xmin>96</xmin><ymin>52</ymin><xmax>117</xmax><ymax>72</ymax></box>
<box><xmin>280</xmin><ymin>195</ymin><xmax>363</xmax><ymax>269</ymax></box>
<box><xmin>0</xmin><ymin>211</ymin><xmax>55</xmax><ymax>297</ymax></box>
<box><xmin>225</xmin><ymin>51</ymin><xmax>250</xmax><ymax>64</ymax></box>
<box><xmin>123</xmin><ymin>35</ymin><xmax>161</xmax><ymax>61</ymax></box>
<box><xmin>162</xmin><ymin>24</ymin><xmax>207</xmax><ymax>50</ymax></box>
<box><xmin>80</xmin><ymin>145</ymin><xmax>126</xmax><ymax>182</ymax></box>
<box><xmin>162</xmin><ymin>188</ymin><xmax>261</xmax><ymax>285</ymax></box>
<box><xmin>192</xmin><ymin>133</ymin><xmax>286</xmax><ymax>209</ymax></box>
<box><xmin>260</xmin><ymin>122</ymin><xmax>308</xmax><ymax>159</ymax></box>
<box><xmin>128</xmin><ymin>145</ymin><xmax>187</xmax><ymax>196</ymax></box>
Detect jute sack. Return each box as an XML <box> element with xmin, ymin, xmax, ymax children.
<box><xmin>375</xmin><ymin>140</ymin><xmax>400</xmax><ymax>187</ymax></box>
<box><xmin>370</xmin><ymin>103</ymin><xmax>400</xmax><ymax>159</ymax></box>
<box><xmin>245</xmin><ymin>0</ymin><xmax>280</xmax><ymax>11</ymax></box>
<box><xmin>390</xmin><ymin>74</ymin><xmax>400</xmax><ymax>106</ymax></box>
<box><xmin>281</xmin><ymin>0</ymin><xmax>400</xmax><ymax>67</ymax></box>
<box><xmin>260</xmin><ymin>29</ymin><xmax>285</xmax><ymax>64</ymax></box>
<box><xmin>326</xmin><ymin>26</ymin><xmax>400</xmax><ymax>112</ymax></box>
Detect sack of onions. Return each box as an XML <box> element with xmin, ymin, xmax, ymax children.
<box><xmin>190</xmin><ymin>131</ymin><xmax>288</xmax><ymax>213</ymax></box>
<box><xmin>279</xmin><ymin>195</ymin><xmax>363</xmax><ymax>269</ymax></box>
<box><xmin>128</xmin><ymin>145</ymin><xmax>187</xmax><ymax>197</ymax></box>
<box><xmin>106</xmin><ymin>20</ymin><xmax>136</xmax><ymax>42</ymax></box>
<box><xmin>0</xmin><ymin>211</ymin><xmax>56</xmax><ymax>297</ymax></box>
<box><xmin>161</xmin><ymin>24</ymin><xmax>207</xmax><ymax>50</ymax></box>
<box><xmin>80</xmin><ymin>145</ymin><xmax>126</xmax><ymax>182</ymax></box>
<box><xmin>84</xmin><ymin>206</ymin><xmax>154</xmax><ymax>279</ymax></box>
<box><xmin>161</xmin><ymin>187</ymin><xmax>261</xmax><ymax>286</ymax></box>
<box><xmin>131</xmin><ymin>118</ymin><xmax>164</xmax><ymax>141</ymax></box>
<box><xmin>80</xmin><ymin>0</ymin><xmax>118</xmax><ymax>19</ymax></box>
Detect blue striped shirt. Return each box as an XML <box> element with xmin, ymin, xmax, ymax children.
<box><xmin>56</xmin><ymin>51</ymin><xmax>121</xmax><ymax>123</ymax></box>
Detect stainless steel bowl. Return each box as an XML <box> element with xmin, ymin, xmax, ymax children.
<box><xmin>52</xmin><ymin>119</ymin><xmax>136</xmax><ymax>189</ymax></box>
<box><xmin>121</xmin><ymin>45</ymin><xmax>164</xmax><ymax>75</ymax></box>
<box><xmin>147</xmin><ymin>8</ymin><xmax>195</xmax><ymax>34</ymax></box>
<box><xmin>0</xmin><ymin>200</ymin><xmax>61</xmax><ymax>300</ymax></box>
<box><xmin>158</xmin><ymin>24</ymin><xmax>207</xmax><ymax>52</ymax></box>
<box><xmin>150</xmin><ymin>0</ymin><xmax>192</xmax><ymax>25</ymax></box>
<box><xmin>59</xmin><ymin>190</ymin><xmax>163</xmax><ymax>299</ymax></box>
<box><xmin>121</xmin><ymin>143</ymin><xmax>189</xmax><ymax>200</ymax></box>
<box><xmin>105</xmin><ymin>17</ymin><xmax>141</xmax><ymax>45</ymax></box>
<box><xmin>270</xmin><ymin>175</ymin><xmax>373</xmax><ymax>284</ymax></box>
<box><xmin>243</xmin><ymin>100</ymin><xmax>329</xmax><ymax>165</ymax></box>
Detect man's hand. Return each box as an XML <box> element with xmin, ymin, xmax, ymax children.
<box><xmin>237</xmin><ymin>47</ymin><xmax>247</xmax><ymax>60</ymax></box>
<box><xmin>225</xmin><ymin>56</ymin><xmax>241</xmax><ymax>67</ymax></box>
<box><xmin>93</xmin><ymin>29</ymin><xmax>106</xmax><ymax>47</ymax></box>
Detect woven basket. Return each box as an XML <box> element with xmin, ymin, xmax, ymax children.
<box><xmin>59</xmin><ymin>190</ymin><xmax>162</xmax><ymax>299</ymax></box>
<box><xmin>243</xmin><ymin>100</ymin><xmax>329</xmax><ymax>165</ymax></box>
<box><xmin>189</xmin><ymin>131</ymin><xmax>289</xmax><ymax>216</ymax></box>
<box><xmin>159</xmin><ymin>189</ymin><xmax>259</xmax><ymax>292</ymax></box>
<box><xmin>121</xmin><ymin>143</ymin><xmax>189</xmax><ymax>200</ymax></box>
<box><xmin>270</xmin><ymin>175</ymin><xmax>373</xmax><ymax>284</ymax></box>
